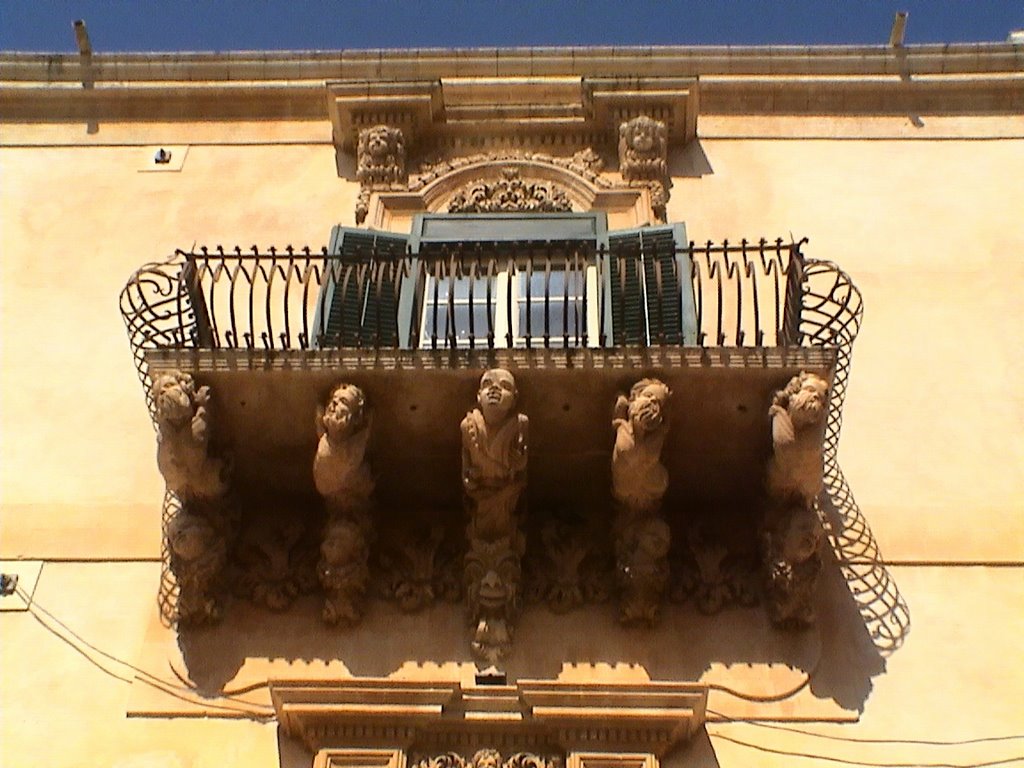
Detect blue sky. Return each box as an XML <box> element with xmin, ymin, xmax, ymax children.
<box><xmin>1</xmin><ymin>1</ymin><xmax>1021</xmax><ymax>53</ymax></box>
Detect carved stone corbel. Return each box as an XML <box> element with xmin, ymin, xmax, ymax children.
<box><xmin>314</xmin><ymin>383</ymin><xmax>376</xmax><ymax>625</ymax></box>
<box><xmin>153</xmin><ymin>370</ymin><xmax>234</xmax><ymax>625</ymax></box>
<box><xmin>618</xmin><ymin>116</ymin><xmax>671</xmax><ymax>221</ymax></box>
<box><xmin>461</xmin><ymin>368</ymin><xmax>529</xmax><ymax>661</ymax></box>
<box><xmin>354</xmin><ymin>124</ymin><xmax>407</xmax><ymax>223</ymax></box>
<box><xmin>611</xmin><ymin>378</ymin><xmax>672</xmax><ymax>625</ymax></box>
<box><xmin>762</xmin><ymin>371</ymin><xmax>830</xmax><ymax>628</ymax></box>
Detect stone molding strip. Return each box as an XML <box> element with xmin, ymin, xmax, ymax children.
<box><xmin>142</xmin><ymin>346</ymin><xmax>838</xmax><ymax>376</ymax></box>
<box><xmin>2</xmin><ymin>45</ymin><xmax>1021</xmax><ymax>122</ymax></box>
<box><xmin>270</xmin><ymin>678</ymin><xmax>707</xmax><ymax>755</ymax></box>
<box><xmin>2</xmin><ymin>43</ymin><xmax>1020</xmax><ymax>82</ymax></box>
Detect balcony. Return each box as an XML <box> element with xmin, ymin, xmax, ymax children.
<box><xmin>120</xmin><ymin>214</ymin><xmax>903</xmax><ymax>675</ymax></box>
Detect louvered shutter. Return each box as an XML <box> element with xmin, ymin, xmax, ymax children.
<box><xmin>608</xmin><ymin>230</ymin><xmax>647</xmax><ymax>345</ymax></box>
<box><xmin>607</xmin><ymin>224</ymin><xmax>697</xmax><ymax>346</ymax></box>
<box><xmin>314</xmin><ymin>227</ymin><xmax>408</xmax><ymax>347</ymax></box>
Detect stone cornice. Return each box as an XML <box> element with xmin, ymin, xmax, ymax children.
<box><xmin>1</xmin><ymin>44</ymin><xmax>1021</xmax><ymax>122</ymax></box>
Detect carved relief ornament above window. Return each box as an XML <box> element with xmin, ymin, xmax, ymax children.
<box><xmin>331</xmin><ymin>77</ymin><xmax>697</xmax><ymax>226</ymax></box>
<box><xmin>447</xmin><ymin>167</ymin><xmax>573</xmax><ymax>214</ymax></box>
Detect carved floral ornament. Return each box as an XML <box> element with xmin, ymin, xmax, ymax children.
<box><xmin>448</xmin><ymin>167</ymin><xmax>573</xmax><ymax>214</ymax></box>
<box><xmin>413</xmin><ymin>752</ymin><xmax>561</xmax><ymax>768</ymax></box>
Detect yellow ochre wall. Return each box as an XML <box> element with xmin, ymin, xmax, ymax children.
<box><xmin>1</xmin><ymin>111</ymin><xmax>1022</xmax><ymax>767</ymax></box>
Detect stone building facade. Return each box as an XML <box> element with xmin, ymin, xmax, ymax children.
<box><xmin>1</xmin><ymin>43</ymin><xmax>1022</xmax><ymax>767</ymax></box>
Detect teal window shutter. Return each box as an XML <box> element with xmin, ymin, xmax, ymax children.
<box><xmin>607</xmin><ymin>224</ymin><xmax>697</xmax><ymax>346</ymax></box>
<box><xmin>313</xmin><ymin>227</ymin><xmax>409</xmax><ymax>347</ymax></box>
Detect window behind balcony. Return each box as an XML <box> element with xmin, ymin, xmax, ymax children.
<box><xmin>315</xmin><ymin>212</ymin><xmax>696</xmax><ymax>349</ymax></box>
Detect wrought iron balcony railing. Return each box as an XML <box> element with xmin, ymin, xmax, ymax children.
<box><xmin>119</xmin><ymin>237</ymin><xmax>850</xmax><ymax>354</ymax></box>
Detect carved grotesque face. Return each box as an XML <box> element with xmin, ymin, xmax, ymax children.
<box><xmin>630</xmin><ymin>122</ymin><xmax>656</xmax><ymax>153</ymax></box>
<box><xmin>477</xmin><ymin>369</ymin><xmax>517</xmax><ymax>421</ymax></box>
<box><xmin>364</xmin><ymin>126</ymin><xmax>393</xmax><ymax>160</ymax></box>
<box><xmin>781</xmin><ymin>508</ymin><xmax>822</xmax><ymax>564</ymax></box>
<box><xmin>466</xmin><ymin>539</ymin><xmax>521</xmax><ymax>612</ymax></box>
<box><xmin>154</xmin><ymin>373</ymin><xmax>195</xmax><ymax>427</ymax></box>
<box><xmin>629</xmin><ymin>379</ymin><xmax>671</xmax><ymax>433</ymax></box>
<box><xmin>167</xmin><ymin>514</ymin><xmax>213</xmax><ymax>561</ymax></box>
<box><xmin>789</xmin><ymin>373</ymin><xmax>828</xmax><ymax>428</ymax></box>
<box><xmin>323</xmin><ymin>384</ymin><xmax>364</xmax><ymax>439</ymax></box>
<box><xmin>321</xmin><ymin>519</ymin><xmax>363</xmax><ymax>564</ymax></box>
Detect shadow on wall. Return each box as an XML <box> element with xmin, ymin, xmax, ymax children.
<box><xmin>177</xmin><ymin>536</ymin><xmax>885</xmax><ymax>715</ymax></box>
<box><xmin>669</xmin><ymin>140</ymin><xmax>714</xmax><ymax>178</ymax></box>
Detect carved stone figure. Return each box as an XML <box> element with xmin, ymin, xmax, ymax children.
<box><xmin>319</xmin><ymin>515</ymin><xmax>371</xmax><ymax>625</ymax></box>
<box><xmin>618</xmin><ymin>115</ymin><xmax>668</xmax><ymax>182</ymax></box>
<box><xmin>153</xmin><ymin>371</ymin><xmax>229</xmax><ymax>500</ymax></box>
<box><xmin>356</xmin><ymin>124</ymin><xmax>406</xmax><ymax>186</ymax></box>
<box><xmin>465</xmin><ymin>534</ymin><xmax>525</xmax><ymax>662</ymax></box>
<box><xmin>314</xmin><ymin>383</ymin><xmax>375</xmax><ymax>625</ymax></box>
<box><xmin>767</xmin><ymin>372</ymin><xmax>830</xmax><ymax>506</ymax></box>
<box><xmin>166</xmin><ymin>509</ymin><xmax>227</xmax><ymax>625</ymax></box>
<box><xmin>461</xmin><ymin>369</ymin><xmax>529</xmax><ymax>540</ymax></box>
<box><xmin>612</xmin><ymin>378</ymin><xmax>672</xmax><ymax>515</ymax></box>
<box><xmin>762</xmin><ymin>503</ymin><xmax>823</xmax><ymax>628</ymax></box>
<box><xmin>314</xmin><ymin>383</ymin><xmax>374</xmax><ymax>514</ymax></box>
<box><xmin>611</xmin><ymin>377</ymin><xmax>673</xmax><ymax>625</ymax></box>
<box><xmin>448</xmin><ymin>167</ymin><xmax>573</xmax><ymax>213</ymax></box>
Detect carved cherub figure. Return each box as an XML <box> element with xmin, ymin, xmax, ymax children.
<box><xmin>153</xmin><ymin>371</ymin><xmax>229</xmax><ymax>500</ymax></box>
<box><xmin>166</xmin><ymin>510</ymin><xmax>227</xmax><ymax>625</ymax></box>
<box><xmin>314</xmin><ymin>383</ymin><xmax>374</xmax><ymax>514</ymax></box>
<box><xmin>461</xmin><ymin>369</ymin><xmax>529</xmax><ymax>540</ymax></box>
<box><xmin>767</xmin><ymin>372</ymin><xmax>830</xmax><ymax>506</ymax></box>
<box><xmin>618</xmin><ymin>115</ymin><xmax>669</xmax><ymax>182</ymax></box>
<box><xmin>763</xmin><ymin>503</ymin><xmax>823</xmax><ymax>628</ymax></box>
<box><xmin>319</xmin><ymin>515</ymin><xmax>371</xmax><ymax>626</ymax></box>
<box><xmin>612</xmin><ymin>378</ymin><xmax>672</xmax><ymax>514</ymax></box>
<box><xmin>356</xmin><ymin>124</ymin><xmax>406</xmax><ymax>186</ymax></box>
